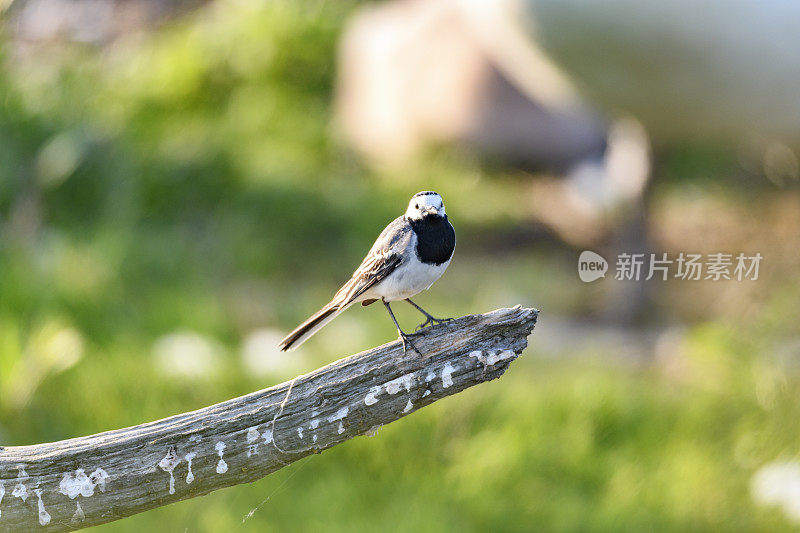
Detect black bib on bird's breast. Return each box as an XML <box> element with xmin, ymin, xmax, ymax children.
<box><xmin>409</xmin><ymin>215</ymin><xmax>456</xmax><ymax>265</ymax></box>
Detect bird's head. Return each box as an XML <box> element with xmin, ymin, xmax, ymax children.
<box><xmin>405</xmin><ymin>191</ymin><xmax>445</xmax><ymax>220</ymax></box>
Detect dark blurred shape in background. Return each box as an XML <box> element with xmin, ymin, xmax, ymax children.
<box><xmin>336</xmin><ymin>0</ymin><xmax>651</xmax><ymax>249</ymax></box>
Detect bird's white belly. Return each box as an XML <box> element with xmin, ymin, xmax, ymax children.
<box><xmin>370</xmin><ymin>257</ymin><xmax>450</xmax><ymax>301</ymax></box>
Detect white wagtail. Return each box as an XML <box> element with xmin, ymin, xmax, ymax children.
<box><xmin>279</xmin><ymin>191</ymin><xmax>456</xmax><ymax>354</ymax></box>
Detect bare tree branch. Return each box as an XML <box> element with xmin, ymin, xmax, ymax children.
<box><xmin>0</xmin><ymin>306</ymin><xmax>538</xmax><ymax>531</ymax></box>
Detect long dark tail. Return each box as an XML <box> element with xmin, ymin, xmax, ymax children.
<box><xmin>278</xmin><ymin>302</ymin><xmax>348</xmax><ymax>351</ymax></box>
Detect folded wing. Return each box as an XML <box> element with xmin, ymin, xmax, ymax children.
<box><xmin>278</xmin><ymin>216</ymin><xmax>412</xmax><ymax>351</ymax></box>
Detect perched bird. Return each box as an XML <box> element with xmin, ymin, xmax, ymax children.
<box><xmin>279</xmin><ymin>191</ymin><xmax>456</xmax><ymax>354</ymax></box>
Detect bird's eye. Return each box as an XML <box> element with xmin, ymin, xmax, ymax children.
<box><xmin>414</xmin><ymin>203</ymin><xmax>419</xmax><ymax>209</ymax></box>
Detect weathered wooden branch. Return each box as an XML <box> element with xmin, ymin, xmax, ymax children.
<box><xmin>0</xmin><ymin>306</ymin><xmax>538</xmax><ymax>532</ymax></box>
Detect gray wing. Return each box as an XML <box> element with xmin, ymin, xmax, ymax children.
<box><xmin>330</xmin><ymin>216</ymin><xmax>412</xmax><ymax>306</ymax></box>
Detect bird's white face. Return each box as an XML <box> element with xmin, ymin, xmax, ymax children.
<box><xmin>405</xmin><ymin>192</ymin><xmax>445</xmax><ymax>220</ymax></box>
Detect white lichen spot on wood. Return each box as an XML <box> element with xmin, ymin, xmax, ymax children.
<box><xmin>312</xmin><ymin>434</ymin><xmax>318</xmax><ymax>443</ymax></box>
<box><xmin>403</xmin><ymin>399</ymin><xmax>414</xmax><ymax>413</ymax></box>
<box><xmin>159</xmin><ymin>447</ymin><xmax>181</xmax><ymax>495</ymax></box>
<box><xmin>34</xmin><ymin>488</ymin><xmax>51</xmax><ymax>526</ymax></box>
<box><xmin>90</xmin><ymin>468</ymin><xmax>109</xmax><ymax>492</ymax></box>
<box><xmin>327</xmin><ymin>406</ymin><xmax>349</xmax><ymax>423</ymax></box>
<box><xmin>422</xmin><ymin>389</ymin><xmax>431</xmax><ymax>397</ymax></box>
<box><xmin>246</xmin><ymin>427</ymin><xmax>260</xmax><ymax>443</ymax></box>
<box><xmin>384</xmin><ymin>373</ymin><xmax>414</xmax><ymax>395</ymax></box>
<box><xmin>469</xmin><ymin>350</ymin><xmax>485</xmax><ymax>367</ymax></box>
<box><xmin>262</xmin><ymin>428</ymin><xmax>274</xmax><ymax>445</ymax></box>
<box><xmin>338</xmin><ymin>421</ymin><xmax>345</xmax><ymax>434</ymax></box>
<box><xmin>469</xmin><ymin>349</ymin><xmax>514</xmax><ymax>368</ymax></box>
<box><xmin>441</xmin><ymin>363</ymin><xmax>456</xmax><ymax>388</ymax></box>
<box><xmin>185</xmin><ymin>452</ymin><xmax>197</xmax><ymax>484</ymax></box>
<box><xmin>59</xmin><ymin>465</ymin><xmax>109</xmax><ymax>523</ymax></box>
<box><xmin>246</xmin><ymin>426</ymin><xmax>261</xmax><ymax>457</ymax></box>
<box><xmin>365</xmin><ymin>374</ymin><xmax>414</xmax><ymax>406</ymax></box>
<box><xmin>297</xmin><ymin>427</ymin><xmax>304</xmax><ymax>439</ymax></box>
<box><xmin>364</xmin><ymin>385</ymin><xmax>381</xmax><ymax>405</ymax></box>
<box><xmin>425</xmin><ymin>370</ymin><xmax>436</xmax><ymax>382</ymax></box>
<box><xmin>59</xmin><ymin>469</ymin><xmax>95</xmax><ymax>499</ymax></box>
<box><xmin>12</xmin><ymin>467</ymin><xmax>28</xmax><ymax>502</ymax></box>
<box><xmin>0</xmin><ymin>480</ymin><xmax>4</xmax><ymax>518</ymax></box>
<box><xmin>215</xmin><ymin>441</ymin><xmax>228</xmax><ymax>474</ymax></box>
<box><xmin>309</xmin><ymin>419</ymin><xmax>320</xmax><ymax>430</ymax></box>
<box><xmin>72</xmin><ymin>501</ymin><xmax>85</xmax><ymax>524</ymax></box>
<box><xmin>496</xmin><ymin>349</ymin><xmax>514</xmax><ymax>362</ymax></box>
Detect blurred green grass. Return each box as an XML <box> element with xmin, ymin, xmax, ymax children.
<box><xmin>1</xmin><ymin>1</ymin><xmax>800</xmax><ymax>531</ymax></box>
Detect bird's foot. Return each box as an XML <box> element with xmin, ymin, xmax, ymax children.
<box><xmin>414</xmin><ymin>316</ymin><xmax>453</xmax><ymax>332</ymax></box>
<box><xmin>398</xmin><ymin>332</ymin><xmax>422</xmax><ymax>356</ymax></box>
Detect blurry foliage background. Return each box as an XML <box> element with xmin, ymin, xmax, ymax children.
<box><xmin>1</xmin><ymin>0</ymin><xmax>800</xmax><ymax>531</ymax></box>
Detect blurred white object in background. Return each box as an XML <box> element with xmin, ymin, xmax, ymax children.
<box><xmin>153</xmin><ymin>331</ymin><xmax>221</xmax><ymax>379</ymax></box>
<box><xmin>336</xmin><ymin>0</ymin><xmax>490</xmax><ymax>165</ymax></box>
<box><xmin>751</xmin><ymin>461</ymin><xmax>800</xmax><ymax>523</ymax></box>
<box><xmin>241</xmin><ymin>328</ymin><xmax>307</xmax><ymax>378</ymax></box>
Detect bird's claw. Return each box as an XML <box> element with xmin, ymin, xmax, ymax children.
<box><xmin>414</xmin><ymin>316</ymin><xmax>453</xmax><ymax>332</ymax></box>
<box><xmin>399</xmin><ymin>333</ymin><xmax>421</xmax><ymax>356</ymax></box>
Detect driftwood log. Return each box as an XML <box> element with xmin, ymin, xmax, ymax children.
<box><xmin>0</xmin><ymin>306</ymin><xmax>538</xmax><ymax>531</ymax></box>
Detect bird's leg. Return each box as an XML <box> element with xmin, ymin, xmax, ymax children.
<box><xmin>383</xmin><ymin>300</ymin><xmax>421</xmax><ymax>356</ymax></box>
<box><xmin>405</xmin><ymin>298</ymin><xmax>453</xmax><ymax>331</ymax></box>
